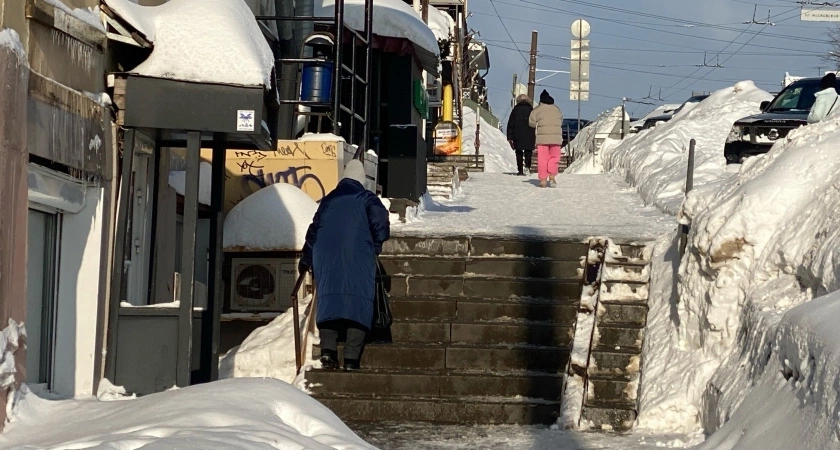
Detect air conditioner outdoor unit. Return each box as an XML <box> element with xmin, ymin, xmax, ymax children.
<box><xmin>230</xmin><ymin>257</ymin><xmax>300</xmax><ymax>311</ymax></box>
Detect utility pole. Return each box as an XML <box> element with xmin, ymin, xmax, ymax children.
<box><xmin>528</xmin><ymin>31</ymin><xmax>538</xmax><ymax>100</ymax></box>
<box><xmin>421</xmin><ymin>0</ymin><xmax>429</xmax><ymax>23</ymax></box>
<box><xmin>511</xmin><ymin>73</ymin><xmax>518</xmax><ymax>106</ymax></box>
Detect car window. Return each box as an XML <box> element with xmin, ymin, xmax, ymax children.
<box><xmin>767</xmin><ymin>82</ymin><xmax>821</xmax><ymax>112</ymax></box>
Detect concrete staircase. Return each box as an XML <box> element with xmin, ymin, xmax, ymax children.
<box><xmin>570</xmin><ymin>241</ymin><xmax>652</xmax><ymax>431</ymax></box>
<box><xmin>426</xmin><ymin>164</ymin><xmax>463</xmax><ymax>201</ymax></box>
<box><xmin>307</xmin><ymin>236</ymin><xmax>588</xmax><ymax>425</ymax></box>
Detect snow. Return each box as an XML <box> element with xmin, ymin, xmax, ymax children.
<box><xmin>219</xmin><ymin>295</ymin><xmax>316</xmax><ymax>387</ymax></box>
<box><xmin>394</xmin><ymin>172</ymin><xmax>675</xmax><ymax>242</ymax></box>
<box><xmin>43</xmin><ymin>0</ymin><xmax>105</xmax><ymax>31</ymax></box>
<box><xmin>0</xmin><ymin>319</ymin><xmax>25</xmax><ymax>391</ymax></box>
<box><xmin>461</xmin><ymin>106</ymin><xmax>518</xmax><ymax>174</ymax></box>
<box><xmin>427</xmin><ymin>4</ymin><xmax>455</xmax><ymax>41</ymax></box>
<box><xmin>568</xmin><ymin>81</ymin><xmax>772</xmax><ymax>215</ymax></box>
<box><xmin>168</xmin><ymin>161</ymin><xmax>212</xmax><ymax>206</ymax></box>
<box><xmin>103</xmin><ymin>0</ymin><xmax>274</xmax><ymax>87</ymax></box>
<box><xmin>299</xmin><ymin>132</ymin><xmax>345</xmax><ymax>142</ymax></box>
<box><xmin>354</xmin><ymin>423</ymin><xmax>702</xmax><ymax>449</ymax></box>
<box><xmin>223</xmin><ymin>183</ymin><xmax>317</xmax><ymax>251</ymax></box>
<box><xmin>316</xmin><ymin>0</ymin><xmax>439</xmax><ymax>56</ymax></box>
<box><xmin>0</xmin><ymin>379</ymin><xmax>375</xmax><ymax>449</ymax></box>
<box><xmin>0</xmin><ymin>29</ymin><xmax>26</xmax><ymax>61</ymax></box>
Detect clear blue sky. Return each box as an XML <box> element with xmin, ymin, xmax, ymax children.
<box><xmin>468</xmin><ymin>0</ymin><xmax>833</xmax><ymax>121</ymax></box>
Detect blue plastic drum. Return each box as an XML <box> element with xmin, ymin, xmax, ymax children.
<box><xmin>301</xmin><ymin>61</ymin><xmax>334</xmax><ymax>103</ymax></box>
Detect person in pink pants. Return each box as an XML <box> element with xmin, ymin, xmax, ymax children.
<box><xmin>529</xmin><ymin>90</ymin><xmax>564</xmax><ymax>187</ymax></box>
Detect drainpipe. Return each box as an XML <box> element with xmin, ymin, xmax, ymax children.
<box><xmin>295</xmin><ymin>0</ymin><xmax>315</xmax><ymax>58</ymax></box>
<box><xmin>277</xmin><ymin>0</ymin><xmax>297</xmax><ymax>140</ymax></box>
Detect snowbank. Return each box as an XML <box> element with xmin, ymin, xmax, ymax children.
<box><xmin>461</xmin><ymin>106</ymin><xmax>517</xmax><ymax>174</ymax></box>
<box><xmin>104</xmin><ymin>0</ymin><xmax>274</xmax><ymax>86</ymax></box>
<box><xmin>0</xmin><ymin>379</ymin><xmax>375</xmax><ymax>449</ymax></box>
<box><xmin>568</xmin><ymin>82</ymin><xmax>772</xmax><ymax>215</ymax></box>
<box><xmin>636</xmin><ymin>92</ymin><xmax>840</xmax><ymax>437</ymax></box>
<box><xmin>168</xmin><ymin>161</ymin><xmax>212</xmax><ymax>206</ymax></box>
<box><xmin>566</xmin><ymin>106</ymin><xmax>625</xmax><ymax>175</ymax></box>
<box><xmin>697</xmin><ymin>292</ymin><xmax>840</xmax><ymax>449</ymax></box>
<box><xmin>0</xmin><ymin>29</ymin><xmax>26</xmax><ymax>61</ymax></box>
<box><xmin>43</xmin><ymin>0</ymin><xmax>105</xmax><ymax>31</ymax></box>
<box><xmin>223</xmin><ymin>184</ymin><xmax>317</xmax><ymax>251</ymax></box>
<box><xmin>219</xmin><ymin>295</ymin><xmax>317</xmax><ymax>385</ymax></box>
<box><xmin>428</xmin><ymin>4</ymin><xmax>455</xmax><ymax>41</ymax></box>
<box><xmin>0</xmin><ymin>319</ymin><xmax>25</xmax><ymax>391</ymax></box>
<box><xmin>316</xmin><ymin>0</ymin><xmax>439</xmax><ymax>56</ymax></box>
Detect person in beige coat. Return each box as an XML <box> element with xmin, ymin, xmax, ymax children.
<box><xmin>529</xmin><ymin>89</ymin><xmax>564</xmax><ymax>187</ymax></box>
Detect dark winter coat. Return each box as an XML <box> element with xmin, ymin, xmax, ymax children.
<box><xmin>301</xmin><ymin>178</ymin><xmax>390</xmax><ymax>329</ymax></box>
<box><xmin>507</xmin><ymin>101</ymin><xmax>537</xmax><ymax>151</ymax></box>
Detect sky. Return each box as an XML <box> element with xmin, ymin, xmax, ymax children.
<box><xmin>467</xmin><ymin>0</ymin><xmax>835</xmax><ymax>122</ymax></box>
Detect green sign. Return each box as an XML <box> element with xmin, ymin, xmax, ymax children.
<box><xmin>413</xmin><ymin>79</ymin><xmax>429</xmax><ymax>120</ymax></box>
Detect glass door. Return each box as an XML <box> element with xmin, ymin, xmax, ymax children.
<box><xmin>26</xmin><ymin>208</ymin><xmax>59</xmax><ymax>387</ymax></box>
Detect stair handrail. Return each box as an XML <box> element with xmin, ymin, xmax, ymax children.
<box><xmin>291</xmin><ymin>272</ymin><xmax>308</xmax><ymax>373</ymax></box>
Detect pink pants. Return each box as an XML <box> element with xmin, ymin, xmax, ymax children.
<box><xmin>537</xmin><ymin>144</ymin><xmax>561</xmax><ymax>180</ymax></box>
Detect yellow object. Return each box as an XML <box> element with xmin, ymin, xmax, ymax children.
<box><xmin>442</xmin><ymin>84</ymin><xmax>453</xmax><ymax>122</ymax></box>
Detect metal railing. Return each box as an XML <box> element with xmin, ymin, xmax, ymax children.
<box><xmin>291</xmin><ymin>272</ymin><xmax>317</xmax><ymax>373</ymax></box>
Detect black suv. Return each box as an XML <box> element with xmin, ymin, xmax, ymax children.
<box><xmin>562</xmin><ymin>118</ymin><xmax>591</xmax><ymax>146</ymax></box>
<box><xmin>724</xmin><ymin>77</ymin><xmax>839</xmax><ymax>163</ymax></box>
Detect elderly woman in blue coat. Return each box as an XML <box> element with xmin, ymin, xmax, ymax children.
<box><xmin>299</xmin><ymin>160</ymin><xmax>390</xmax><ymax>371</ymax></box>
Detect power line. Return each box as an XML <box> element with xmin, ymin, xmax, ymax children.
<box><xmin>486</xmin><ymin>0</ymin><xmax>529</xmax><ymax>65</ymax></box>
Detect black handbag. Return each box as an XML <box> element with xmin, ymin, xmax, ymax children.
<box><xmin>373</xmin><ymin>259</ymin><xmax>392</xmax><ymax>329</ymax></box>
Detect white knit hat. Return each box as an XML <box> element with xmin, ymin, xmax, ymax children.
<box><xmin>343</xmin><ymin>160</ymin><xmax>367</xmax><ymax>187</ymax></box>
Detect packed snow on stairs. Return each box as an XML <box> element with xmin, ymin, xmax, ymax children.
<box><xmin>399</xmin><ymin>172</ymin><xmax>675</xmax><ymax>241</ymax></box>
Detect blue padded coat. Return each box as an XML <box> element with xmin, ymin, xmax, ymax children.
<box><xmin>300</xmin><ymin>178</ymin><xmax>390</xmax><ymax>329</ymax></box>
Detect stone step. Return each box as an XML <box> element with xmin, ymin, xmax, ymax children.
<box><xmin>587</xmin><ymin>350</ymin><xmax>640</xmax><ymax>380</ymax></box>
<box><xmin>580</xmin><ymin>402</ymin><xmax>637</xmax><ymax>431</ymax></box>
<box><xmin>307</xmin><ymin>369</ymin><xmax>564</xmax><ymax>399</ymax></box>
<box><xmin>592</xmin><ymin>324</ymin><xmax>644</xmax><ymax>351</ymax></box>
<box><xmin>599</xmin><ymin>280</ymin><xmax>650</xmax><ymax>303</ymax></box>
<box><xmin>387</xmin><ymin>320</ymin><xmax>574</xmax><ymax>347</ymax></box>
<box><xmin>597</xmin><ymin>302</ymin><xmax>648</xmax><ymax>327</ymax></box>
<box><xmin>379</xmin><ymin>256</ymin><xmax>582</xmax><ymax>279</ymax></box>
<box><xmin>389</xmin><ymin>296</ymin><xmax>577</xmax><ymax>323</ymax></box>
<box><xmin>587</xmin><ymin>376</ymin><xmax>637</xmax><ymax>404</ymax></box>
<box><xmin>317</xmin><ymin>343</ymin><xmax>570</xmax><ymax>373</ymax></box>
<box><xmin>383</xmin><ymin>237</ymin><xmax>470</xmax><ymax>257</ymax></box>
<box><xmin>388</xmin><ymin>275</ymin><xmax>581</xmax><ymax>301</ymax></box>
<box><xmin>313</xmin><ymin>394</ymin><xmax>560</xmax><ymax>425</ymax></box>
<box><xmin>470</xmin><ymin>238</ymin><xmax>588</xmax><ymax>259</ymax></box>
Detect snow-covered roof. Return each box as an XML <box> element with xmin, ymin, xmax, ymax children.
<box><xmin>104</xmin><ymin>0</ymin><xmax>274</xmax><ymax>87</ymax></box>
<box><xmin>316</xmin><ymin>0</ymin><xmax>440</xmax><ymax>57</ymax></box>
<box><xmin>43</xmin><ymin>0</ymin><xmax>105</xmax><ymax>31</ymax></box>
<box><xmin>427</xmin><ymin>5</ymin><xmax>455</xmax><ymax>41</ymax></box>
<box><xmin>223</xmin><ymin>184</ymin><xmax>317</xmax><ymax>251</ymax></box>
<box><xmin>168</xmin><ymin>162</ymin><xmax>212</xmax><ymax>206</ymax></box>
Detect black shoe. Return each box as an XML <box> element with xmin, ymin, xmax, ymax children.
<box><xmin>344</xmin><ymin>359</ymin><xmax>361</xmax><ymax>371</ymax></box>
<box><xmin>517</xmin><ymin>171</ymin><xmax>525</xmax><ymax>176</ymax></box>
<box><xmin>320</xmin><ymin>350</ymin><xmax>339</xmax><ymax>370</ymax></box>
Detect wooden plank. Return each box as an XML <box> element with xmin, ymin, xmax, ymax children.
<box><xmin>105</xmin><ymin>128</ymin><xmax>135</xmax><ymax>381</ymax></box>
<box><xmin>177</xmin><ymin>131</ymin><xmax>201</xmax><ymax>387</ymax></box>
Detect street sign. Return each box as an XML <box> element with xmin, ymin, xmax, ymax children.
<box><xmin>571</xmin><ymin>19</ymin><xmax>591</xmax><ymax>38</ymax></box>
<box><xmin>570</xmin><ymin>91</ymin><xmax>589</xmax><ymax>101</ymax></box>
<box><xmin>801</xmin><ymin>7</ymin><xmax>840</xmax><ymax>21</ymax></box>
<box><xmin>570</xmin><ymin>19</ymin><xmax>590</xmax><ymax>103</ymax></box>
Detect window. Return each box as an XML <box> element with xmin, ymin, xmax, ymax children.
<box><xmin>26</xmin><ymin>208</ymin><xmax>59</xmax><ymax>387</ymax></box>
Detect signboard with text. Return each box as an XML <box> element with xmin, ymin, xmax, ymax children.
<box><xmin>801</xmin><ymin>8</ymin><xmax>840</xmax><ymax>22</ymax></box>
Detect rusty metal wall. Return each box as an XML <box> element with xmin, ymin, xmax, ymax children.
<box><xmin>0</xmin><ymin>42</ymin><xmax>30</xmax><ymax>430</ymax></box>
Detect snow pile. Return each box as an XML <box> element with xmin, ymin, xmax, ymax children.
<box><xmin>566</xmin><ymin>106</ymin><xmax>625</xmax><ymax>175</ymax></box>
<box><xmin>168</xmin><ymin>161</ymin><xmax>212</xmax><ymax>206</ymax></box>
<box><xmin>0</xmin><ymin>319</ymin><xmax>25</xmax><ymax>390</ymax></box>
<box><xmin>0</xmin><ymin>379</ymin><xmax>375</xmax><ymax>449</ymax></box>
<box><xmin>697</xmin><ymin>293</ymin><xmax>840</xmax><ymax>449</ymax></box>
<box><xmin>569</xmin><ymin>82</ymin><xmax>772</xmax><ymax>215</ymax></box>
<box><xmin>104</xmin><ymin>0</ymin><xmax>274</xmax><ymax>86</ymax></box>
<box><xmin>316</xmin><ymin>0</ymin><xmax>439</xmax><ymax>56</ymax></box>
<box><xmin>43</xmin><ymin>0</ymin><xmax>105</xmax><ymax>31</ymax></box>
<box><xmin>0</xmin><ymin>29</ymin><xmax>26</xmax><ymax>61</ymax></box>
<box><xmin>637</xmin><ymin>104</ymin><xmax>840</xmax><ymax>435</ymax></box>
<box><xmin>427</xmin><ymin>4</ymin><xmax>455</xmax><ymax>41</ymax></box>
<box><xmin>223</xmin><ymin>184</ymin><xmax>317</xmax><ymax>251</ymax></box>
<box><xmin>219</xmin><ymin>295</ymin><xmax>317</xmax><ymax>386</ymax></box>
<box><xmin>461</xmin><ymin>106</ymin><xmax>517</xmax><ymax>174</ymax></box>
